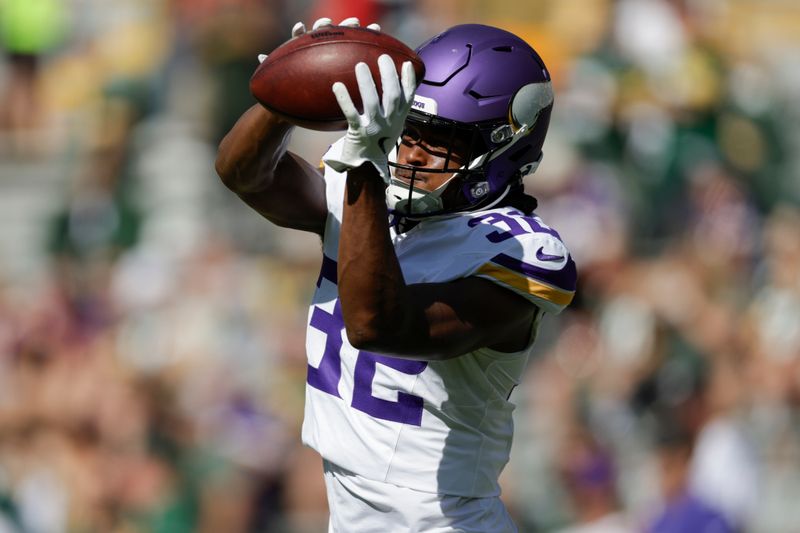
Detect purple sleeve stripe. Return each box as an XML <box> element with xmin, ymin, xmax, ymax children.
<box><xmin>316</xmin><ymin>254</ymin><xmax>338</xmax><ymax>287</ymax></box>
<box><xmin>490</xmin><ymin>253</ymin><xmax>577</xmax><ymax>292</ymax></box>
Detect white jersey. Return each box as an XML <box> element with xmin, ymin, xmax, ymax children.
<box><xmin>301</xmin><ymin>164</ymin><xmax>577</xmax><ymax>498</ymax></box>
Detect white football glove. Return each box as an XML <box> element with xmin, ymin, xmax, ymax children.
<box><xmin>258</xmin><ymin>17</ymin><xmax>381</xmax><ymax>63</ymax></box>
<box><xmin>323</xmin><ymin>55</ymin><xmax>416</xmax><ymax>182</ymax></box>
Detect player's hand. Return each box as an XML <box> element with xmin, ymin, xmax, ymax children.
<box><xmin>258</xmin><ymin>17</ymin><xmax>381</xmax><ymax>64</ymax></box>
<box><xmin>322</xmin><ymin>55</ymin><xmax>416</xmax><ymax>183</ymax></box>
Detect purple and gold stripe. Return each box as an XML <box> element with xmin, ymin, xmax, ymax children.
<box><xmin>491</xmin><ymin>253</ymin><xmax>576</xmax><ymax>291</ymax></box>
<box><xmin>476</xmin><ymin>253</ymin><xmax>576</xmax><ymax>307</ymax></box>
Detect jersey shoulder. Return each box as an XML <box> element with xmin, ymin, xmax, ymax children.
<box><xmin>321</xmin><ymin>138</ymin><xmax>348</xmax><ymax>217</ymax></box>
<box><xmin>456</xmin><ymin>207</ymin><xmax>577</xmax><ymax>314</ymax></box>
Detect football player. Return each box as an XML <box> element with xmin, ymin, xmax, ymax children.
<box><xmin>216</xmin><ymin>17</ymin><xmax>577</xmax><ymax>533</ymax></box>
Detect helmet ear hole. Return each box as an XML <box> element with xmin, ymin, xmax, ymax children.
<box><xmin>510</xmin><ymin>82</ymin><xmax>554</xmax><ymax>129</ymax></box>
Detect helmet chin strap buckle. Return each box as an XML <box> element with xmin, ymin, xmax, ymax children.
<box><xmin>470</xmin><ymin>181</ymin><xmax>490</xmax><ymax>199</ymax></box>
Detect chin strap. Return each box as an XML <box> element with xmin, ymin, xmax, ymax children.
<box><xmin>391</xmin><ymin>183</ymin><xmax>513</xmax><ymax>230</ymax></box>
<box><xmin>385</xmin><ymin>172</ymin><xmax>460</xmax><ymax>215</ymax></box>
<box><xmin>468</xmin><ymin>183</ymin><xmax>513</xmax><ymax>212</ymax></box>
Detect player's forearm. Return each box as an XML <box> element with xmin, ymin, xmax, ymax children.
<box><xmin>338</xmin><ymin>165</ymin><xmax>415</xmax><ymax>350</ymax></box>
<box><xmin>215</xmin><ymin>104</ymin><xmax>295</xmax><ymax>194</ymax></box>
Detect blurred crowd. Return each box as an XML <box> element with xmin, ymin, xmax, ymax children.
<box><xmin>1</xmin><ymin>0</ymin><xmax>799</xmax><ymax>532</ymax></box>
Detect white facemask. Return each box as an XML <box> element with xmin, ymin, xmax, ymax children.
<box><xmin>385</xmin><ymin>175</ymin><xmax>457</xmax><ymax>216</ymax></box>
<box><xmin>384</xmin><ymin>143</ymin><xmax>466</xmax><ymax>217</ymax></box>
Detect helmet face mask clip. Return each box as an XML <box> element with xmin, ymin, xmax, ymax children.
<box><xmin>491</xmin><ymin>124</ymin><xmax>514</xmax><ymax>144</ymax></box>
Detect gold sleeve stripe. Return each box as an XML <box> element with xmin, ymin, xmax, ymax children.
<box><xmin>476</xmin><ymin>262</ymin><xmax>574</xmax><ymax>307</ymax></box>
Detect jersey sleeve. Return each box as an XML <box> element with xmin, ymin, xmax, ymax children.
<box><xmin>322</xmin><ymin>138</ymin><xmax>348</xmax><ymax>217</ymax></box>
<box><xmin>466</xmin><ymin>212</ymin><xmax>577</xmax><ymax>315</ymax></box>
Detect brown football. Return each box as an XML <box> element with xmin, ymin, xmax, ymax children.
<box><xmin>250</xmin><ymin>26</ymin><xmax>425</xmax><ymax>131</ymax></box>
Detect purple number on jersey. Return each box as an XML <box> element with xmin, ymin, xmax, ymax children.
<box><xmin>353</xmin><ymin>354</ymin><xmax>426</xmax><ymax>426</ymax></box>
<box><xmin>468</xmin><ymin>212</ymin><xmax>528</xmax><ymax>242</ymax></box>
<box><xmin>468</xmin><ymin>211</ymin><xmax>562</xmax><ymax>241</ymax></box>
<box><xmin>307</xmin><ymin>302</ymin><xmax>343</xmax><ymax>397</ymax></box>
<box><xmin>307</xmin><ymin>296</ymin><xmax>427</xmax><ymax>425</ymax></box>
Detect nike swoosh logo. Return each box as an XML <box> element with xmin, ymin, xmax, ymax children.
<box><xmin>536</xmin><ymin>246</ymin><xmax>565</xmax><ymax>262</ymax></box>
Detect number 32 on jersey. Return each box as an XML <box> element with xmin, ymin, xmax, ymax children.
<box><xmin>307</xmin><ymin>294</ymin><xmax>427</xmax><ymax>426</ymax></box>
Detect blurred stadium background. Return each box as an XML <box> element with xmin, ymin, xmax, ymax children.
<box><xmin>1</xmin><ymin>0</ymin><xmax>799</xmax><ymax>531</ymax></box>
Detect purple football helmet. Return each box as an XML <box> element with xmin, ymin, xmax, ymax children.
<box><xmin>387</xmin><ymin>24</ymin><xmax>554</xmax><ymax>218</ymax></box>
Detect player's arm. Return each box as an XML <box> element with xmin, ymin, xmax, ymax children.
<box><xmin>216</xmin><ymin>19</ymin><xmax>363</xmax><ymax>235</ymax></box>
<box><xmin>215</xmin><ymin>104</ymin><xmax>327</xmax><ymax>235</ymax></box>
<box><xmin>323</xmin><ymin>55</ymin><xmax>539</xmax><ymax>359</ymax></box>
<box><xmin>215</xmin><ymin>17</ymin><xmax>386</xmax><ymax>235</ymax></box>
<box><xmin>338</xmin><ymin>165</ymin><xmax>538</xmax><ymax>360</ymax></box>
